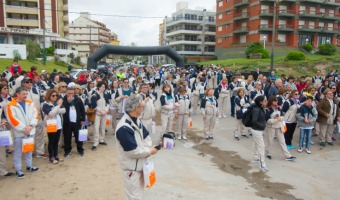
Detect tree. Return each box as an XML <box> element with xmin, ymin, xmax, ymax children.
<box><xmin>45</xmin><ymin>46</ymin><xmax>55</xmax><ymax>56</ymax></box>
<box><xmin>13</xmin><ymin>50</ymin><xmax>22</xmax><ymax>60</ymax></box>
<box><xmin>25</xmin><ymin>40</ymin><xmax>41</xmax><ymax>61</ymax></box>
<box><xmin>245</xmin><ymin>42</ymin><xmax>269</xmax><ymax>58</ymax></box>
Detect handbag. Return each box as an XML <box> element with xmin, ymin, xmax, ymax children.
<box><xmin>86</xmin><ymin>108</ymin><xmax>96</xmax><ymax>123</ymax></box>
<box><xmin>143</xmin><ymin>160</ymin><xmax>156</xmax><ymax>188</ymax></box>
<box><xmin>46</xmin><ymin>119</ymin><xmax>57</xmax><ymax>133</ymax></box>
<box><xmin>188</xmin><ymin>117</ymin><xmax>193</xmax><ymax>128</ymax></box>
<box><xmin>0</xmin><ymin>129</ymin><xmax>13</xmax><ymax>146</ymax></box>
<box><xmin>105</xmin><ymin>115</ymin><xmax>111</xmax><ymax>126</ymax></box>
<box><xmin>22</xmin><ymin>137</ymin><xmax>34</xmax><ymax>153</ymax></box>
<box><xmin>78</xmin><ymin>126</ymin><xmax>88</xmax><ymax>142</ymax></box>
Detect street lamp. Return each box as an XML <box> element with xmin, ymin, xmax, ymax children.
<box><xmin>270</xmin><ymin>0</ymin><xmax>282</xmax><ymax>72</ymax></box>
<box><xmin>305</xmin><ymin>38</ymin><xmax>309</xmax><ymax>44</ymax></box>
<box><xmin>263</xmin><ymin>36</ymin><xmax>267</xmax><ymax>49</ymax></box>
<box><xmin>326</xmin><ymin>39</ymin><xmax>330</xmax><ymax>44</ymax></box>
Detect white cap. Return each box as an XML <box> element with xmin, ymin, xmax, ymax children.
<box><xmin>68</xmin><ymin>82</ymin><xmax>75</xmax><ymax>88</ymax></box>
<box><xmin>41</xmin><ymin>70</ymin><xmax>46</xmax><ymax>73</ymax></box>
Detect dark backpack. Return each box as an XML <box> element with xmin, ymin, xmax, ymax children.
<box><xmin>242</xmin><ymin>104</ymin><xmax>256</xmax><ymax>127</ymax></box>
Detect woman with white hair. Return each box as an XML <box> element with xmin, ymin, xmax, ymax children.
<box><xmin>115</xmin><ymin>94</ymin><xmax>158</xmax><ymax>200</ymax></box>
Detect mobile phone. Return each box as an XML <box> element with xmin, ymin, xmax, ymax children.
<box><xmin>155</xmin><ymin>144</ymin><xmax>162</xmax><ymax>150</ymax></box>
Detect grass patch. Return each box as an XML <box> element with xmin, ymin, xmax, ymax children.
<box><xmin>0</xmin><ymin>58</ymin><xmax>82</xmax><ymax>73</ymax></box>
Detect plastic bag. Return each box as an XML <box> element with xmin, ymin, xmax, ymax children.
<box><xmin>188</xmin><ymin>117</ymin><xmax>193</xmax><ymax>128</ymax></box>
<box><xmin>143</xmin><ymin>160</ymin><xmax>156</xmax><ymax>188</ymax></box>
<box><xmin>105</xmin><ymin>115</ymin><xmax>111</xmax><ymax>126</ymax></box>
<box><xmin>0</xmin><ymin>130</ymin><xmax>12</xmax><ymax>146</ymax></box>
<box><xmin>78</xmin><ymin>126</ymin><xmax>88</xmax><ymax>142</ymax></box>
<box><xmin>46</xmin><ymin>119</ymin><xmax>57</xmax><ymax>133</ymax></box>
<box><xmin>151</xmin><ymin>121</ymin><xmax>156</xmax><ymax>134</ymax></box>
<box><xmin>22</xmin><ymin>137</ymin><xmax>34</xmax><ymax>153</ymax></box>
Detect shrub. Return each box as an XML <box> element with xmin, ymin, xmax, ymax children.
<box><xmin>45</xmin><ymin>46</ymin><xmax>55</xmax><ymax>56</ymax></box>
<box><xmin>302</xmin><ymin>43</ymin><xmax>313</xmax><ymax>52</ymax></box>
<box><xmin>286</xmin><ymin>51</ymin><xmax>306</xmax><ymax>61</ymax></box>
<box><xmin>318</xmin><ymin>44</ymin><xmax>336</xmax><ymax>55</ymax></box>
<box><xmin>13</xmin><ymin>50</ymin><xmax>22</xmax><ymax>60</ymax></box>
<box><xmin>25</xmin><ymin>40</ymin><xmax>41</xmax><ymax>61</ymax></box>
<box><xmin>245</xmin><ymin>42</ymin><xmax>269</xmax><ymax>59</ymax></box>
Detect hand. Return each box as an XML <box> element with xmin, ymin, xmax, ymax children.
<box><xmin>174</xmin><ymin>113</ymin><xmax>178</xmax><ymax>119</ymax></box>
<box><xmin>145</xmin><ymin>97</ymin><xmax>149</xmax><ymax>103</ymax></box>
<box><xmin>326</xmin><ymin>114</ymin><xmax>331</xmax><ymax>118</ymax></box>
<box><xmin>150</xmin><ymin>147</ymin><xmax>158</xmax><ymax>155</ymax></box>
<box><xmin>80</xmin><ymin>121</ymin><xmax>85</xmax><ymax>126</ymax></box>
<box><xmin>67</xmin><ymin>96</ymin><xmax>73</xmax><ymax>103</ymax></box>
<box><xmin>304</xmin><ymin>118</ymin><xmax>309</xmax><ymax>124</ymax></box>
<box><xmin>277</xmin><ymin>117</ymin><xmax>282</xmax><ymax>122</ymax></box>
<box><xmin>57</xmin><ymin>99</ymin><xmax>63</xmax><ymax>106</ymax></box>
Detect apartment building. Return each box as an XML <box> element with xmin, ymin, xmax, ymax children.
<box><xmin>159</xmin><ymin>19</ymin><xmax>165</xmax><ymax>46</ymax></box>
<box><xmin>69</xmin><ymin>12</ymin><xmax>112</xmax><ymax>57</ymax></box>
<box><xmin>0</xmin><ymin>0</ymin><xmax>74</xmax><ymax>58</ymax></box>
<box><xmin>165</xmin><ymin>1</ymin><xmax>216</xmax><ymax>59</ymax></box>
<box><xmin>216</xmin><ymin>0</ymin><xmax>340</xmax><ymax>59</ymax></box>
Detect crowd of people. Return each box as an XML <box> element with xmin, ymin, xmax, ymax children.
<box><xmin>0</xmin><ymin>59</ymin><xmax>339</xmax><ymax>198</ymax></box>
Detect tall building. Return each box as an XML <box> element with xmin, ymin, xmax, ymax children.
<box><xmin>215</xmin><ymin>0</ymin><xmax>340</xmax><ymax>59</ymax></box>
<box><xmin>69</xmin><ymin>12</ymin><xmax>112</xmax><ymax>57</ymax></box>
<box><xmin>159</xmin><ymin>20</ymin><xmax>165</xmax><ymax>46</ymax></box>
<box><xmin>164</xmin><ymin>1</ymin><xmax>216</xmax><ymax>59</ymax></box>
<box><xmin>0</xmin><ymin>0</ymin><xmax>74</xmax><ymax>58</ymax></box>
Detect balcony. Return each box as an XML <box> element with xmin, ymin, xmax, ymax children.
<box><xmin>321</xmin><ymin>27</ymin><xmax>339</xmax><ymax>34</ymax></box>
<box><xmin>300</xmin><ymin>0</ymin><xmax>324</xmax><ymax>5</ymax></box>
<box><xmin>63</xmin><ymin>26</ymin><xmax>69</xmax><ymax>32</ymax></box>
<box><xmin>299</xmin><ymin>10</ymin><xmax>323</xmax><ymax>18</ymax></box>
<box><xmin>166</xmin><ymin>28</ymin><xmax>203</xmax><ymax>37</ymax></box>
<box><xmin>277</xmin><ymin>24</ymin><xmax>294</xmax><ymax>32</ymax></box>
<box><xmin>63</xmin><ymin>15</ymin><xmax>69</xmax><ymax>22</ymax></box>
<box><xmin>321</xmin><ymin>13</ymin><xmax>340</xmax><ymax>21</ymax></box>
<box><xmin>6</xmin><ymin>18</ymin><xmax>39</xmax><ymax>27</ymax></box>
<box><xmin>259</xmin><ymin>9</ymin><xmax>273</xmax><ymax>17</ymax></box>
<box><xmin>259</xmin><ymin>24</ymin><xmax>273</xmax><ymax>32</ymax></box>
<box><xmin>5</xmin><ymin>5</ymin><xmax>38</xmax><ymax>15</ymax></box>
<box><xmin>323</xmin><ymin>0</ymin><xmax>340</xmax><ymax>7</ymax></box>
<box><xmin>298</xmin><ymin>25</ymin><xmax>322</xmax><ymax>33</ymax></box>
<box><xmin>233</xmin><ymin>26</ymin><xmax>249</xmax><ymax>34</ymax></box>
<box><xmin>279</xmin><ymin>0</ymin><xmax>296</xmax><ymax>4</ymax></box>
<box><xmin>234</xmin><ymin>0</ymin><xmax>249</xmax><ymax>8</ymax></box>
<box><xmin>233</xmin><ymin>12</ymin><xmax>249</xmax><ymax>21</ymax></box>
<box><xmin>166</xmin><ymin>18</ymin><xmax>209</xmax><ymax>26</ymax></box>
<box><xmin>169</xmin><ymin>39</ymin><xmax>204</xmax><ymax>45</ymax></box>
<box><xmin>278</xmin><ymin>10</ymin><xmax>295</xmax><ymax>17</ymax></box>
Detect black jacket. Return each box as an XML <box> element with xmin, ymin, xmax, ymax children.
<box><xmin>62</xmin><ymin>95</ymin><xmax>85</xmax><ymax>125</ymax></box>
<box><xmin>251</xmin><ymin>105</ymin><xmax>266</xmax><ymax>131</ymax></box>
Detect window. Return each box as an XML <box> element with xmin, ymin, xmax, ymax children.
<box><xmin>218</xmin><ymin>1</ymin><xmax>223</xmax><ymax>7</ymax></box>
<box><xmin>217</xmin><ymin>38</ymin><xmax>222</xmax><ymax>43</ymax></box>
<box><xmin>329</xmin><ymin>10</ymin><xmax>334</xmax><ymax>17</ymax></box>
<box><xmin>218</xmin><ymin>14</ymin><xmax>223</xmax><ymax>19</ymax></box>
<box><xmin>309</xmin><ymin>21</ymin><xmax>315</xmax><ymax>29</ymax></box>
<box><xmin>300</xmin><ymin>6</ymin><xmax>306</xmax><ymax>12</ymax></box>
<box><xmin>218</xmin><ymin>26</ymin><xmax>222</xmax><ymax>31</ymax></box>
<box><xmin>278</xmin><ymin>34</ymin><xmax>286</xmax><ymax>42</ymax></box>
<box><xmin>240</xmin><ymin>35</ymin><xmax>246</xmax><ymax>43</ymax></box>
<box><xmin>208</xmin><ymin>17</ymin><xmax>215</xmax><ymax>22</ymax></box>
<box><xmin>319</xmin><ymin>22</ymin><xmax>324</xmax><ymax>28</ymax></box>
<box><xmin>320</xmin><ymin>8</ymin><xmax>325</xmax><ymax>14</ymax></box>
<box><xmin>225</xmin><ymin>36</ymin><xmax>230</xmax><ymax>41</ymax></box>
<box><xmin>225</xmin><ymin>24</ymin><xmax>230</xmax><ymax>28</ymax></box>
<box><xmin>226</xmin><ymin>11</ymin><xmax>231</xmax><ymax>15</ymax></box>
<box><xmin>310</xmin><ymin>7</ymin><xmax>316</xmax><ymax>14</ymax></box>
<box><xmin>328</xmin><ymin>23</ymin><xmax>333</xmax><ymax>29</ymax></box>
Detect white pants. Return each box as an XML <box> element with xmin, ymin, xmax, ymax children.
<box><xmin>122</xmin><ymin>170</ymin><xmax>144</xmax><ymax>200</ymax></box>
<box><xmin>251</xmin><ymin>129</ymin><xmax>267</xmax><ymax>168</ymax></box>
<box><xmin>177</xmin><ymin>114</ymin><xmax>189</xmax><ymax>138</ymax></box>
<box><xmin>93</xmin><ymin>114</ymin><xmax>106</xmax><ymax>146</ymax></box>
<box><xmin>14</xmin><ymin>137</ymin><xmax>33</xmax><ymax>171</ymax></box>
<box><xmin>0</xmin><ymin>146</ymin><xmax>8</xmax><ymax>175</ymax></box>
<box><xmin>264</xmin><ymin>127</ymin><xmax>291</xmax><ymax>158</ymax></box>
<box><xmin>160</xmin><ymin>113</ymin><xmax>173</xmax><ymax>139</ymax></box>
<box><xmin>204</xmin><ymin>114</ymin><xmax>216</xmax><ymax>138</ymax></box>
<box><xmin>218</xmin><ymin>96</ymin><xmax>229</xmax><ymax>116</ymax></box>
<box><xmin>34</xmin><ymin>119</ymin><xmax>45</xmax><ymax>155</ymax></box>
<box><xmin>190</xmin><ymin>95</ymin><xmax>200</xmax><ymax>114</ymax></box>
<box><xmin>110</xmin><ymin>109</ymin><xmax>118</xmax><ymax>131</ymax></box>
<box><xmin>234</xmin><ymin>119</ymin><xmax>246</xmax><ymax>137</ymax></box>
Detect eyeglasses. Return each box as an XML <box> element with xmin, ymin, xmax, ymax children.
<box><xmin>124</xmin><ymin>81</ymin><xmax>129</xmax><ymax>83</ymax></box>
<box><xmin>75</xmin><ymin>88</ymin><xmax>80</xmax><ymax>90</ymax></box>
<box><xmin>294</xmin><ymin>93</ymin><xmax>299</xmax><ymax>95</ymax></box>
<box><xmin>25</xmin><ymin>81</ymin><xmax>32</xmax><ymax>84</ymax></box>
<box><xmin>331</xmin><ymin>88</ymin><xmax>336</xmax><ymax>89</ymax></box>
<box><xmin>51</xmin><ymin>95</ymin><xmax>57</xmax><ymax>97</ymax></box>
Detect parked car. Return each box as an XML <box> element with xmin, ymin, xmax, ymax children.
<box><xmin>69</xmin><ymin>69</ymin><xmax>95</xmax><ymax>79</ymax></box>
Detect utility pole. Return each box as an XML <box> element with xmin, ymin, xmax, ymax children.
<box><xmin>89</xmin><ymin>25</ymin><xmax>92</xmax><ymax>54</ymax></box>
<box><xmin>270</xmin><ymin>1</ymin><xmax>277</xmax><ymax>72</ymax></box>
<box><xmin>42</xmin><ymin>18</ymin><xmax>46</xmax><ymax>65</ymax></box>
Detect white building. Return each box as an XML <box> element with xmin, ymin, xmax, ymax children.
<box><xmin>164</xmin><ymin>1</ymin><xmax>216</xmax><ymax>56</ymax></box>
<box><xmin>69</xmin><ymin>12</ymin><xmax>112</xmax><ymax>58</ymax></box>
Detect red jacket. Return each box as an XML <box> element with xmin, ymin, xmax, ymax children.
<box><xmin>27</xmin><ymin>71</ymin><xmax>39</xmax><ymax>80</ymax></box>
<box><xmin>296</xmin><ymin>82</ymin><xmax>307</xmax><ymax>92</ymax></box>
<box><xmin>10</xmin><ymin>65</ymin><xmax>22</xmax><ymax>75</ymax></box>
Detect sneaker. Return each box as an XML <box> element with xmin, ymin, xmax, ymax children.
<box><xmin>251</xmin><ymin>159</ymin><xmax>260</xmax><ymax>163</ymax></box>
<box><xmin>55</xmin><ymin>157</ymin><xmax>63</xmax><ymax>162</ymax></box>
<box><xmin>6</xmin><ymin>149</ymin><xmax>12</xmax><ymax>154</ymax></box>
<box><xmin>223</xmin><ymin>114</ymin><xmax>227</xmax><ymax>118</ymax></box>
<box><xmin>91</xmin><ymin>146</ymin><xmax>97</xmax><ymax>151</ymax></box>
<box><xmin>16</xmin><ymin>171</ymin><xmax>25</xmax><ymax>179</ymax></box>
<box><xmin>49</xmin><ymin>158</ymin><xmax>58</xmax><ymax>164</ymax></box>
<box><xmin>319</xmin><ymin>142</ymin><xmax>326</xmax><ymax>147</ymax></box>
<box><xmin>26</xmin><ymin>166</ymin><xmax>39</xmax><ymax>172</ymax></box>
<box><xmin>36</xmin><ymin>153</ymin><xmax>48</xmax><ymax>158</ymax></box>
<box><xmin>327</xmin><ymin>142</ymin><xmax>334</xmax><ymax>146</ymax></box>
<box><xmin>266</xmin><ymin>155</ymin><xmax>272</xmax><ymax>160</ymax></box>
<box><xmin>259</xmin><ymin>166</ymin><xmax>269</xmax><ymax>173</ymax></box>
<box><xmin>285</xmin><ymin>156</ymin><xmax>296</xmax><ymax>161</ymax></box>
<box><xmin>306</xmin><ymin>148</ymin><xmax>311</xmax><ymax>154</ymax></box>
<box><xmin>241</xmin><ymin>135</ymin><xmax>249</xmax><ymax>138</ymax></box>
<box><xmin>297</xmin><ymin>147</ymin><xmax>303</xmax><ymax>153</ymax></box>
<box><xmin>209</xmin><ymin>136</ymin><xmax>214</xmax><ymax>140</ymax></box>
<box><xmin>79</xmin><ymin>152</ymin><xmax>84</xmax><ymax>157</ymax></box>
<box><xmin>64</xmin><ymin>152</ymin><xmax>71</xmax><ymax>158</ymax></box>
<box><xmin>204</xmin><ymin>136</ymin><xmax>210</xmax><ymax>140</ymax></box>
<box><xmin>234</xmin><ymin>136</ymin><xmax>240</xmax><ymax>141</ymax></box>
<box><xmin>99</xmin><ymin>142</ymin><xmax>107</xmax><ymax>145</ymax></box>
<box><xmin>4</xmin><ymin>172</ymin><xmax>15</xmax><ymax>177</ymax></box>
<box><xmin>182</xmin><ymin>136</ymin><xmax>188</xmax><ymax>140</ymax></box>
<box><xmin>177</xmin><ymin>136</ymin><xmax>182</xmax><ymax>140</ymax></box>
<box><xmin>218</xmin><ymin>114</ymin><xmax>222</xmax><ymax>118</ymax></box>
<box><xmin>287</xmin><ymin>145</ymin><xmax>294</xmax><ymax>150</ymax></box>
<box><xmin>290</xmin><ymin>144</ymin><xmax>295</xmax><ymax>149</ymax></box>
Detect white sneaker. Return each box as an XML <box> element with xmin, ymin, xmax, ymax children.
<box><xmin>306</xmin><ymin>148</ymin><xmax>311</xmax><ymax>154</ymax></box>
<box><xmin>259</xmin><ymin>165</ymin><xmax>269</xmax><ymax>173</ymax></box>
<box><xmin>297</xmin><ymin>147</ymin><xmax>303</xmax><ymax>153</ymax></box>
<box><xmin>223</xmin><ymin>114</ymin><xmax>227</xmax><ymax>118</ymax></box>
<box><xmin>251</xmin><ymin>159</ymin><xmax>260</xmax><ymax>163</ymax></box>
<box><xmin>177</xmin><ymin>136</ymin><xmax>182</xmax><ymax>140</ymax></box>
<box><xmin>182</xmin><ymin>136</ymin><xmax>187</xmax><ymax>140</ymax></box>
<box><xmin>219</xmin><ymin>114</ymin><xmax>222</xmax><ymax>118</ymax></box>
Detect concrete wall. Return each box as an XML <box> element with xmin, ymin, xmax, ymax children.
<box><xmin>0</xmin><ymin>44</ymin><xmax>27</xmax><ymax>59</ymax></box>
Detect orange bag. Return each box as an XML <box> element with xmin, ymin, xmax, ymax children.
<box><xmin>188</xmin><ymin>117</ymin><xmax>193</xmax><ymax>128</ymax></box>
<box><xmin>143</xmin><ymin>161</ymin><xmax>156</xmax><ymax>188</ymax></box>
<box><xmin>46</xmin><ymin>119</ymin><xmax>57</xmax><ymax>133</ymax></box>
<box><xmin>105</xmin><ymin>115</ymin><xmax>111</xmax><ymax>126</ymax></box>
<box><xmin>22</xmin><ymin>137</ymin><xmax>35</xmax><ymax>153</ymax></box>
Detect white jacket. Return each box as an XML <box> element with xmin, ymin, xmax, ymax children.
<box><xmin>6</xmin><ymin>98</ymin><xmax>38</xmax><ymax>138</ymax></box>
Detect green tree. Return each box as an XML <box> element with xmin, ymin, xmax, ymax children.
<box><xmin>245</xmin><ymin>42</ymin><xmax>269</xmax><ymax>59</ymax></box>
<box><xmin>45</xmin><ymin>46</ymin><xmax>55</xmax><ymax>56</ymax></box>
<box><xmin>12</xmin><ymin>50</ymin><xmax>22</xmax><ymax>60</ymax></box>
<box><xmin>318</xmin><ymin>44</ymin><xmax>336</xmax><ymax>55</ymax></box>
<box><xmin>25</xmin><ymin>40</ymin><xmax>41</xmax><ymax>61</ymax></box>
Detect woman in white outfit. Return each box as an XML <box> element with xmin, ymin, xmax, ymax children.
<box><xmin>216</xmin><ymin>78</ymin><xmax>230</xmax><ymax>118</ymax></box>
<box><xmin>175</xmin><ymin>86</ymin><xmax>191</xmax><ymax>140</ymax></box>
<box><xmin>234</xmin><ymin>88</ymin><xmax>250</xmax><ymax>140</ymax></box>
<box><xmin>159</xmin><ymin>83</ymin><xmax>177</xmax><ymax>139</ymax></box>
<box><xmin>108</xmin><ymin>80</ymin><xmax>119</xmax><ymax>131</ymax></box>
<box><xmin>191</xmin><ymin>76</ymin><xmax>205</xmax><ymax>115</ymax></box>
<box><xmin>201</xmin><ymin>88</ymin><xmax>219</xmax><ymax>140</ymax></box>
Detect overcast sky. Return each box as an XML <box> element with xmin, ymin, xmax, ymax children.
<box><xmin>69</xmin><ymin>0</ymin><xmax>215</xmax><ymax>46</ymax></box>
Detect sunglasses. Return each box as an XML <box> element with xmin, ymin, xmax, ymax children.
<box><xmin>51</xmin><ymin>95</ymin><xmax>57</xmax><ymax>97</ymax></box>
<box><xmin>294</xmin><ymin>93</ymin><xmax>299</xmax><ymax>95</ymax></box>
<box><xmin>25</xmin><ymin>81</ymin><xmax>32</xmax><ymax>84</ymax></box>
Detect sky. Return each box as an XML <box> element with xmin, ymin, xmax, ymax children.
<box><xmin>68</xmin><ymin>0</ymin><xmax>216</xmax><ymax>46</ymax></box>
